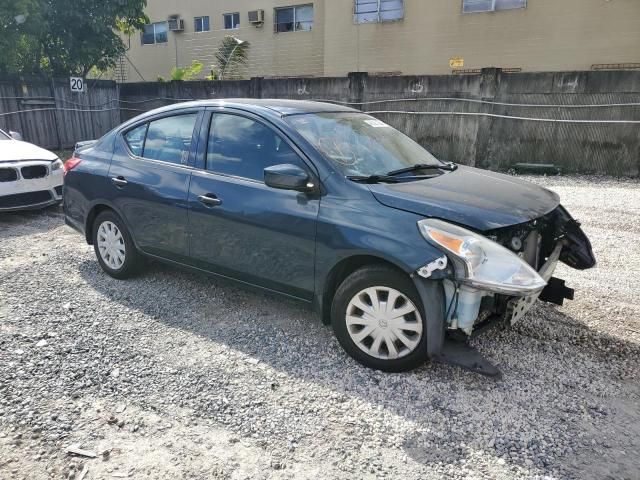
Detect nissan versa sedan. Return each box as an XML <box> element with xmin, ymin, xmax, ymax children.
<box><xmin>63</xmin><ymin>100</ymin><xmax>595</xmax><ymax>374</ymax></box>
<box><xmin>0</xmin><ymin>129</ymin><xmax>63</xmax><ymax>211</ymax></box>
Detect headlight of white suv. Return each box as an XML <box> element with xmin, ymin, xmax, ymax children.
<box><xmin>51</xmin><ymin>159</ymin><xmax>63</xmax><ymax>171</ymax></box>
<box><xmin>417</xmin><ymin>218</ymin><xmax>547</xmax><ymax>295</ymax></box>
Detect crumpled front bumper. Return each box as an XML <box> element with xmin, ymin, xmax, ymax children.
<box><xmin>505</xmin><ymin>243</ymin><xmax>563</xmax><ymax>325</ymax></box>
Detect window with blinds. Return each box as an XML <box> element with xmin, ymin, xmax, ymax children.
<box><xmin>354</xmin><ymin>0</ymin><xmax>404</xmax><ymax>23</ymax></box>
<box><xmin>462</xmin><ymin>0</ymin><xmax>526</xmax><ymax>14</ymax></box>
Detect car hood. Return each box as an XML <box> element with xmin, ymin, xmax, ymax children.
<box><xmin>368</xmin><ymin>165</ymin><xmax>560</xmax><ymax>231</ymax></box>
<box><xmin>0</xmin><ymin>140</ymin><xmax>58</xmax><ymax>162</ymax></box>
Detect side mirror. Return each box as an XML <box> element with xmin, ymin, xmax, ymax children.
<box><xmin>264</xmin><ymin>164</ymin><xmax>315</xmax><ymax>192</ymax></box>
<box><xmin>9</xmin><ymin>131</ymin><xmax>23</xmax><ymax>141</ymax></box>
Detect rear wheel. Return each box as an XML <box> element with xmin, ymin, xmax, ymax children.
<box><xmin>331</xmin><ymin>265</ymin><xmax>428</xmax><ymax>372</ymax></box>
<box><xmin>92</xmin><ymin>210</ymin><xmax>141</xmax><ymax>279</ymax></box>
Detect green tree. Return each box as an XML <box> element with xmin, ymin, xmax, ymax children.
<box><xmin>169</xmin><ymin>60</ymin><xmax>203</xmax><ymax>81</ymax></box>
<box><xmin>0</xmin><ymin>0</ymin><xmax>148</xmax><ymax>76</ymax></box>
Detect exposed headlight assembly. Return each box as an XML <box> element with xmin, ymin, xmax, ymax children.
<box><xmin>51</xmin><ymin>158</ymin><xmax>63</xmax><ymax>171</ymax></box>
<box><xmin>418</xmin><ymin>218</ymin><xmax>547</xmax><ymax>295</ymax></box>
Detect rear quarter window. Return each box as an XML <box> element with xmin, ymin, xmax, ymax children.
<box><xmin>124</xmin><ymin>123</ymin><xmax>147</xmax><ymax>157</ymax></box>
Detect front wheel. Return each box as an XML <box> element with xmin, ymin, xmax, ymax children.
<box><xmin>331</xmin><ymin>265</ymin><xmax>428</xmax><ymax>372</ymax></box>
<box><xmin>92</xmin><ymin>210</ymin><xmax>142</xmax><ymax>279</ymax></box>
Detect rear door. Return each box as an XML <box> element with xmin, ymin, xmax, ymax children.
<box><xmin>187</xmin><ymin>109</ymin><xmax>320</xmax><ymax>299</ymax></box>
<box><xmin>108</xmin><ymin>109</ymin><xmax>202</xmax><ymax>262</ymax></box>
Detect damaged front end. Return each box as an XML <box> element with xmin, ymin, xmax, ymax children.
<box><xmin>416</xmin><ymin>205</ymin><xmax>595</xmax><ymax>375</ymax></box>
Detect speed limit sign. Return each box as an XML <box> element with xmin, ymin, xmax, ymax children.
<box><xmin>70</xmin><ymin>77</ymin><xmax>85</xmax><ymax>93</ymax></box>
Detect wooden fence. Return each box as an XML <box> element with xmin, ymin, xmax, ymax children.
<box><xmin>1</xmin><ymin>71</ymin><xmax>639</xmax><ymax>176</ymax></box>
<box><xmin>0</xmin><ymin>77</ymin><xmax>120</xmax><ymax>150</ymax></box>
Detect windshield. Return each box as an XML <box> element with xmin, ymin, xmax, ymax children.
<box><xmin>0</xmin><ymin>130</ymin><xmax>10</xmax><ymax>140</ymax></box>
<box><xmin>285</xmin><ymin>112</ymin><xmax>442</xmax><ymax>177</ymax></box>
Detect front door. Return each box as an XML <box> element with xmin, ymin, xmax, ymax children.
<box><xmin>187</xmin><ymin>110</ymin><xmax>319</xmax><ymax>299</ymax></box>
<box><xmin>108</xmin><ymin>110</ymin><xmax>201</xmax><ymax>262</ymax></box>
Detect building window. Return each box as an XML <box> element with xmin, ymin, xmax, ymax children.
<box><xmin>223</xmin><ymin>12</ymin><xmax>240</xmax><ymax>29</ymax></box>
<box><xmin>463</xmin><ymin>0</ymin><xmax>526</xmax><ymax>13</ymax></box>
<box><xmin>275</xmin><ymin>5</ymin><xmax>313</xmax><ymax>33</ymax></box>
<box><xmin>354</xmin><ymin>0</ymin><xmax>404</xmax><ymax>23</ymax></box>
<box><xmin>142</xmin><ymin>22</ymin><xmax>168</xmax><ymax>45</ymax></box>
<box><xmin>194</xmin><ymin>16</ymin><xmax>210</xmax><ymax>32</ymax></box>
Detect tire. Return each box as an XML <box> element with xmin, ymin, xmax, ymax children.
<box><xmin>92</xmin><ymin>210</ymin><xmax>142</xmax><ymax>279</ymax></box>
<box><xmin>331</xmin><ymin>265</ymin><xmax>429</xmax><ymax>372</ymax></box>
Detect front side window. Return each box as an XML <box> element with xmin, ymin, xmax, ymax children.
<box><xmin>355</xmin><ymin>0</ymin><xmax>404</xmax><ymax>23</ymax></box>
<box><xmin>223</xmin><ymin>12</ymin><xmax>240</xmax><ymax>29</ymax></box>
<box><xmin>142</xmin><ymin>22</ymin><xmax>168</xmax><ymax>45</ymax></box>
<box><xmin>194</xmin><ymin>16</ymin><xmax>210</xmax><ymax>32</ymax></box>
<box><xmin>207</xmin><ymin>114</ymin><xmax>305</xmax><ymax>181</ymax></box>
<box><xmin>285</xmin><ymin>112</ymin><xmax>442</xmax><ymax>177</ymax></box>
<box><xmin>275</xmin><ymin>4</ymin><xmax>313</xmax><ymax>33</ymax></box>
<box><xmin>463</xmin><ymin>0</ymin><xmax>526</xmax><ymax>13</ymax></box>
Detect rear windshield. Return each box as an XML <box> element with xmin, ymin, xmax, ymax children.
<box><xmin>285</xmin><ymin>112</ymin><xmax>442</xmax><ymax>177</ymax></box>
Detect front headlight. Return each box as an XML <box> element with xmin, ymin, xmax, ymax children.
<box><xmin>418</xmin><ymin>218</ymin><xmax>547</xmax><ymax>295</ymax></box>
<box><xmin>51</xmin><ymin>159</ymin><xmax>63</xmax><ymax>171</ymax></box>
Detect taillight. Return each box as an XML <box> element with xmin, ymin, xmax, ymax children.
<box><xmin>63</xmin><ymin>157</ymin><xmax>82</xmax><ymax>176</ymax></box>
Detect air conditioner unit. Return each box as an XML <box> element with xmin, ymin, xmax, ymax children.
<box><xmin>168</xmin><ymin>17</ymin><xmax>184</xmax><ymax>32</ymax></box>
<box><xmin>248</xmin><ymin>9</ymin><xmax>264</xmax><ymax>25</ymax></box>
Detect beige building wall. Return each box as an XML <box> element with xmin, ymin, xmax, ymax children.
<box><xmin>323</xmin><ymin>0</ymin><xmax>640</xmax><ymax>76</ymax></box>
<box><xmin>121</xmin><ymin>0</ymin><xmax>640</xmax><ymax>82</ymax></box>
<box><xmin>122</xmin><ymin>0</ymin><xmax>326</xmax><ymax>82</ymax></box>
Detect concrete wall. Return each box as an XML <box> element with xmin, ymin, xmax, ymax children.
<box><xmin>119</xmin><ymin>69</ymin><xmax>640</xmax><ymax>176</ymax></box>
<box><xmin>120</xmin><ymin>0</ymin><xmax>640</xmax><ymax>82</ymax></box>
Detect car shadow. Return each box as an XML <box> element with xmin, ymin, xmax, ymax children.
<box><xmin>77</xmin><ymin>257</ymin><xmax>640</xmax><ymax>477</ymax></box>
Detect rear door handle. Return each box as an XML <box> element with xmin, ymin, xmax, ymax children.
<box><xmin>197</xmin><ymin>194</ymin><xmax>222</xmax><ymax>207</ymax></box>
<box><xmin>111</xmin><ymin>176</ymin><xmax>128</xmax><ymax>187</ymax></box>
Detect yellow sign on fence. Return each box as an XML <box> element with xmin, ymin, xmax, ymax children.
<box><xmin>449</xmin><ymin>57</ymin><xmax>464</xmax><ymax>69</ymax></box>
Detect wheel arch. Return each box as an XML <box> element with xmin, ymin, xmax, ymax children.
<box><xmin>85</xmin><ymin>204</ymin><xmax>113</xmax><ymax>244</ymax></box>
<box><xmin>84</xmin><ymin>201</ymin><xmax>135</xmax><ymax>247</ymax></box>
<box><xmin>318</xmin><ymin>254</ymin><xmax>410</xmax><ymax>325</ymax></box>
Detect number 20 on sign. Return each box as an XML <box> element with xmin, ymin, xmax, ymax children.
<box><xmin>70</xmin><ymin>77</ymin><xmax>85</xmax><ymax>93</ymax></box>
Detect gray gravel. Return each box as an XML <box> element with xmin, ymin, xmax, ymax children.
<box><xmin>1</xmin><ymin>175</ymin><xmax>639</xmax><ymax>480</ymax></box>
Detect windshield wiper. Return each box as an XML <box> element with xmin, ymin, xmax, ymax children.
<box><xmin>386</xmin><ymin>162</ymin><xmax>457</xmax><ymax>176</ymax></box>
<box><xmin>347</xmin><ymin>174</ymin><xmax>401</xmax><ymax>184</ymax></box>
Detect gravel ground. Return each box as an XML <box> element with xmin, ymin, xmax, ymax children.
<box><xmin>0</xmin><ymin>175</ymin><xmax>638</xmax><ymax>480</ymax></box>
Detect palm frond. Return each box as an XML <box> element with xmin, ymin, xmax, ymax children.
<box><xmin>215</xmin><ymin>36</ymin><xmax>250</xmax><ymax>80</ymax></box>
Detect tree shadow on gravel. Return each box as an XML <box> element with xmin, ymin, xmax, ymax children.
<box><xmin>78</xmin><ymin>258</ymin><xmax>640</xmax><ymax>478</ymax></box>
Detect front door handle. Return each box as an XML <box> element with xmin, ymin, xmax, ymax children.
<box><xmin>111</xmin><ymin>176</ymin><xmax>128</xmax><ymax>187</ymax></box>
<box><xmin>197</xmin><ymin>194</ymin><xmax>222</xmax><ymax>207</ymax></box>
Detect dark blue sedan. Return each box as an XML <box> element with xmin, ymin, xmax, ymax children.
<box><xmin>63</xmin><ymin>99</ymin><xmax>595</xmax><ymax>374</ymax></box>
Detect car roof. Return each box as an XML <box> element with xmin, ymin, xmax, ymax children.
<box><xmin>136</xmin><ymin>98</ymin><xmax>359</xmax><ymax>119</ymax></box>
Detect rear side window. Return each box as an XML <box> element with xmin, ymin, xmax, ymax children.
<box><xmin>123</xmin><ymin>113</ymin><xmax>198</xmax><ymax>165</ymax></box>
<box><xmin>124</xmin><ymin>124</ymin><xmax>147</xmax><ymax>157</ymax></box>
<box><xmin>143</xmin><ymin>114</ymin><xmax>198</xmax><ymax>165</ymax></box>
<box><xmin>206</xmin><ymin>113</ymin><xmax>305</xmax><ymax>181</ymax></box>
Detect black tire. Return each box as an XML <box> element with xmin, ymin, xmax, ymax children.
<box><xmin>331</xmin><ymin>265</ymin><xmax>429</xmax><ymax>372</ymax></box>
<box><xmin>92</xmin><ymin>210</ymin><xmax>142</xmax><ymax>279</ymax></box>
